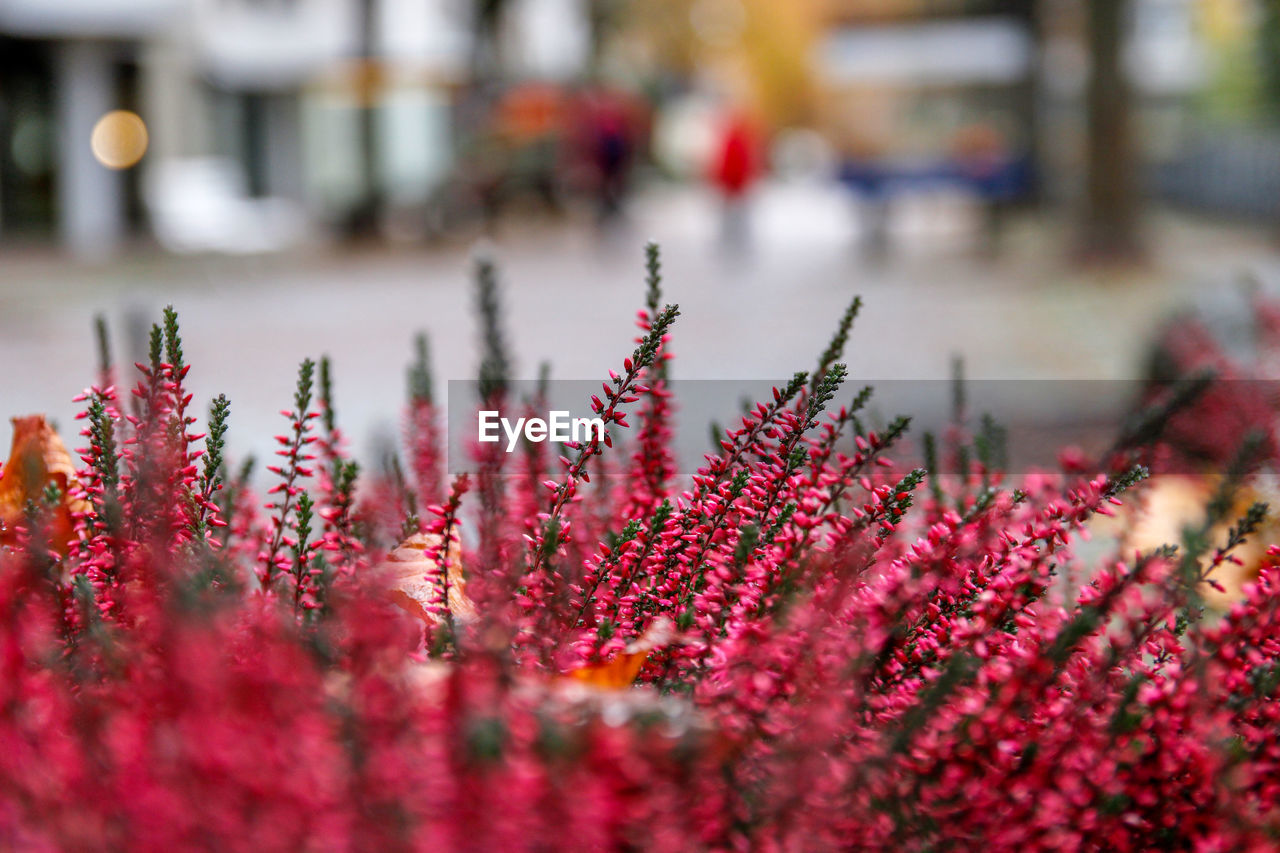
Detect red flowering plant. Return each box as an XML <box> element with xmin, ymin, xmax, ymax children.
<box><xmin>2</xmin><ymin>244</ymin><xmax>1280</xmax><ymax>850</ymax></box>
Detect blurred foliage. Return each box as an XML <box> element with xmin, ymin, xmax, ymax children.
<box><xmin>1196</xmin><ymin>0</ymin><xmax>1265</xmax><ymax>120</ymax></box>
<box><xmin>1260</xmin><ymin>0</ymin><xmax>1280</xmax><ymax>115</ymax></box>
<box><xmin>624</xmin><ymin>0</ymin><xmax>820</xmax><ymax>129</ymax></box>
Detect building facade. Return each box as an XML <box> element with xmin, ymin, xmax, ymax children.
<box><xmin>0</xmin><ymin>0</ymin><xmax>589</xmax><ymax>255</ymax></box>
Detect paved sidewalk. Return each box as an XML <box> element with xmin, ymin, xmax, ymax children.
<box><xmin>1</xmin><ymin>181</ymin><xmax>1277</xmax><ymax>468</ymax></box>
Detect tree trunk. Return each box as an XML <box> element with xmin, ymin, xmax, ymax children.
<box><xmin>1080</xmin><ymin>0</ymin><xmax>1141</xmax><ymax>261</ymax></box>
<box><xmin>346</xmin><ymin>0</ymin><xmax>382</xmax><ymax>239</ymax></box>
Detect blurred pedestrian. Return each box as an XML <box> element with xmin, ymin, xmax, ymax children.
<box><xmin>710</xmin><ymin>109</ymin><xmax>761</xmax><ymax>253</ymax></box>
<box><xmin>496</xmin><ymin>82</ymin><xmax>566</xmax><ymax>216</ymax></box>
<box><xmin>582</xmin><ymin>88</ymin><xmax>635</xmax><ymax>223</ymax></box>
<box><xmin>841</xmin><ymin>136</ymin><xmax>890</xmax><ymax>262</ymax></box>
<box><xmin>952</xmin><ymin>123</ymin><xmax>1011</xmax><ymax>258</ymax></box>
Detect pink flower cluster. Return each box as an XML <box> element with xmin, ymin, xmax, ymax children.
<box><xmin>1</xmin><ymin>263</ymin><xmax>1279</xmax><ymax>850</ymax></box>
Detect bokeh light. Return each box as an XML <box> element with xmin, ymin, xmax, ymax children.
<box><xmin>90</xmin><ymin>110</ymin><xmax>148</xmax><ymax>170</ymax></box>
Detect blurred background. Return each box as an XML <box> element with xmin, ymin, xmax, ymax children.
<box><xmin>3</xmin><ymin>0</ymin><xmax>1280</xmax><ymax>466</ymax></box>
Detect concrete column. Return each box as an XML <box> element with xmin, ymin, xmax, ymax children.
<box><xmin>56</xmin><ymin>40</ymin><xmax>124</xmax><ymax>259</ymax></box>
<box><xmin>264</xmin><ymin>94</ymin><xmax>304</xmax><ymax>199</ymax></box>
<box><xmin>142</xmin><ymin>31</ymin><xmax>207</xmax><ymax>163</ymax></box>
<box><xmin>0</xmin><ymin>96</ymin><xmax>5</xmax><ymax>240</ymax></box>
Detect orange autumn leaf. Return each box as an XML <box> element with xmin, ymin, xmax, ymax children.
<box><xmin>380</xmin><ymin>532</ymin><xmax>477</xmax><ymax>625</ymax></box>
<box><xmin>566</xmin><ymin>617</ymin><xmax>681</xmax><ymax>689</ymax></box>
<box><xmin>1100</xmin><ymin>473</ymin><xmax>1280</xmax><ymax>610</ymax></box>
<box><xmin>378</xmin><ymin>531</ymin><xmax>678</xmax><ymax>692</ymax></box>
<box><xmin>567</xmin><ymin>649</ymin><xmax>651</xmax><ymax>689</ymax></box>
<box><xmin>0</xmin><ymin>415</ymin><xmax>88</xmax><ymax>551</ymax></box>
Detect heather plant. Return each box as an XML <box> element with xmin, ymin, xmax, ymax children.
<box><xmin>2</xmin><ymin>246</ymin><xmax>1280</xmax><ymax>850</ymax></box>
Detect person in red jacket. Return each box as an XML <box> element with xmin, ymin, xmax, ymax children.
<box><xmin>710</xmin><ymin>109</ymin><xmax>761</xmax><ymax>252</ymax></box>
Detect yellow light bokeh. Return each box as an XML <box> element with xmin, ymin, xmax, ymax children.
<box><xmin>90</xmin><ymin>110</ymin><xmax>148</xmax><ymax>170</ymax></box>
